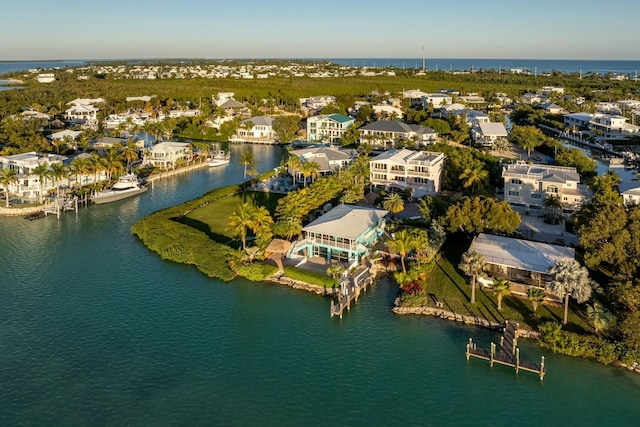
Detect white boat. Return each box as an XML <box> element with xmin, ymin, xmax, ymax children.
<box><xmin>208</xmin><ymin>151</ymin><xmax>231</xmax><ymax>167</ymax></box>
<box><xmin>92</xmin><ymin>174</ymin><xmax>147</xmax><ymax>204</ymax></box>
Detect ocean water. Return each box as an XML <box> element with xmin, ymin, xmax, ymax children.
<box><xmin>1</xmin><ymin>144</ymin><xmax>640</xmax><ymax>425</ymax></box>
<box><xmin>1</xmin><ymin>58</ymin><xmax>639</xmax><ymax>76</ymax></box>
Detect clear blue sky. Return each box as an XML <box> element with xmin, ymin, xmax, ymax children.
<box><xmin>1</xmin><ymin>0</ymin><xmax>638</xmax><ymax>60</ymax></box>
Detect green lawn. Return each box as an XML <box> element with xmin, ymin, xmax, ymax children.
<box><xmin>181</xmin><ymin>190</ymin><xmax>285</xmax><ymax>245</ymax></box>
<box><xmin>400</xmin><ymin>238</ymin><xmax>593</xmax><ymax>334</ymax></box>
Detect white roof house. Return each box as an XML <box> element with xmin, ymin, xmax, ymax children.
<box><xmin>289</xmin><ymin>146</ymin><xmax>357</xmax><ymax>176</ymax></box>
<box><xmin>47</xmin><ymin>129</ymin><xmax>83</xmax><ymax>141</ymax></box>
<box><xmin>359</xmin><ymin>120</ymin><xmax>438</xmax><ymax>147</ymax></box>
<box><xmin>66</xmin><ymin>98</ymin><xmax>106</xmax><ymax>106</ymax></box>
<box><xmin>618</xmin><ymin>182</ymin><xmax>640</xmax><ymax>207</ymax></box>
<box><xmin>229</xmin><ymin>116</ymin><xmax>277</xmax><ymax>144</ymax></box>
<box><xmin>0</xmin><ymin>152</ymin><xmax>68</xmax><ymax>200</ymax></box>
<box><xmin>369</xmin><ymin>148</ymin><xmax>445</xmax><ymax>197</ymax></box>
<box><xmin>142</xmin><ymin>141</ymin><xmax>192</xmax><ymax>169</ymax></box>
<box><xmin>473</xmin><ymin>122</ymin><xmax>508</xmax><ymax>146</ymax></box>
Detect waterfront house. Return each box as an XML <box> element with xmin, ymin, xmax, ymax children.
<box><xmin>306</xmin><ymin>114</ymin><xmax>355</xmax><ymax>143</ymax></box>
<box><xmin>358</xmin><ymin>120</ymin><xmax>437</xmax><ymax>148</ymax></box>
<box><xmin>64</xmin><ymin>105</ymin><xmax>99</xmax><ymax>126</ymax></box>
<box><xmin>467</xmin><ymin>233</ymin><xmax>574</xmax><ymax>301</ymax></box>
<box><xmin>288</xmin><ymin>204</ymin><xmax>388</xmax><ymax>266</ymax></box>
<box><xmin>563</xmin><ymin>112</ymin><xmax>593</xmax><ymax>130</ymax></box>
<box><xmin>618</xmin><ymin>182</ymin><xmax>640</xmax><ymax>206</ymax></box>
<box><xmin>369</xmin><ymin>148</ymin><xmax>445</xmax><ymax>197</ymax></box>
<box><xmin>288</xmin><ymin>146</ymin><xmax>357</xmax><ymax>178</ymax></box>
<box><xmin>0</xmin><ymin>152</ymin><xmax>67</xmax><ymax>199</ymax></box>
<box><xmin>142</xmin><ymin>141</ymin><xmax>192</xmax><ymax>169</ymax></box>
<box><xmin>502</xmin><ymin>162</ymin><xmax>592</xmax><ymax>212</ymax></box>
<box><xmin>589</xmin><ymin>113</ymin><xmax>640</xmax><ymax>140</ymax></box>
<box><xmin>472</xmin><ymin>122</ymin><xmax>508</xmax><ymax>147</ymax></box>
<box><xmin>229</xmin><ymin>116</ymin><xmax>278</xmax><ymax>144</ymax></box>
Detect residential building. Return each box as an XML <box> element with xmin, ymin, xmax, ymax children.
<box><xmin>538</xmin><ymin>102</ymin><xmax>566</xmax><ymax>114</ymax></box>
<box><xmin>589</xmin><ymin>113</ymin><xmax>640</xmax><ymax>140</ymax></box>
<box><xmin>142</xmin><ymin>141</ymin><xmax>192</xmax><ymax>169</ymax></box>
<box><xmin>217</xmin><ymin>98</ymin><xmax>251</xmax><ymax>118</ymax></box>
<box><xmin>618</xmin><ymin>182</ymin><xmax>640</xmax><ymax>206</ymax></box>
<box><xmin>472</xmin><ymin>122</ymin><xmax>508</xmax><ymax>146</ymax></box>
<box><xmin>359</xmin><ymin>120</ymin><xmax>437</xmax><ymax>148</ymax></box>
<box><xmin>288</xmin><ymin>204</ymin><xmax>388</xmax><ymax>265</ymax></box>
<box><xmin>372</xmin><ymin>104</ymin><xmax>403</xmax><ymax>119</ymax></box>
<box><xmin>0</xmin><ymin>152</ymin><xmax>67</xmax><ymax>199</ymax></box>
<box><xmin>467</xmin><ymin>233</ymin><xmax>574</xmax><ymax>301</ymax></box>
<box><xmin>229</xmin><ymin>116</ymin><xmax>278</xmax><ymax>144</ymax></box>
<box><xmin>36</xmin><ymin>73</ymin><xmax>55</xmax><ymax>83</ymax></box>
<box><xmin>421</xmin><ymin>93</ymin><xmax>452</xmax><ymax>110</ymax></box>
<box><xmin>502</xmin><ymin>162</ymin><xmax>592</xmax><ymax>211</ymax></box>
<box><xmin>466</xmin><ymin>110</ymin><xmax>490</xmax><ymax>127</ymax></box>
<box><xmin>288</xmin><ymin>146</ymin><xmax>357</xmax><ymax>177</ymax></box>
<box><xmin>563</xmin><ymin>112</ymin><xmax>593</xmax><ymax>130</ymax></box>
<box><xmin>369</xmin><ymin>148</ymin><xmax>445</xmax><ymax>197</ymax></box>
<box><xmin>402</xmin><ymin>89</ymin><xmax>429</xmax><ymax>107</ymax></box>
<box><xmin>306</xmin><ymin>114</ymin><xmax>355</xmax><ymax>143</ymax></box>
<box><xmin>299</xmin><ymin>95</ymin><xmax>336</xmax><ymax>114</ymax></box>
<box><xmin>64</xmin><ymin>105</ymin><xmax>99</xmax><ymax>125</ymax></box>
<box><xmin>439</xmin><ymin>103</ymin><xmax>467</xmax><ymax>118</ymax></box>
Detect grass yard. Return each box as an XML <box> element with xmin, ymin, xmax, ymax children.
<box><xmin>180</xmin><ymin>190</ymin><xmax>285</xmax><ymax>246</ymax></box>
<box><xmin>400</xmin><ymin>238</ymin><xmax>593</xmax><ymax>334</ymax></box>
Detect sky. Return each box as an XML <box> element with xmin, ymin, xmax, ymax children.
<box><xmin>1</xmin><ymin>0</ymin><xmax>639</xmax><ymax>61</ymax></box>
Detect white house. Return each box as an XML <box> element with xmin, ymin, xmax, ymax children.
<box><xmin>421</xmin><ymin>93</ymin><xmax>452</xmax><ymax>110</ymax></box>
<box><xmin>369</xmin><ymin>148</ymin><xmax>445</xmax><ymax>197</ymax></box>
<box><xmin>288</xmin><ymin>146</ymin><xmax>357</xmax><ymax>178</ymax></box>
<box><xmin>64</xmin><ymin>105</ymin><xmax>99</xmax><ymax>125</ymax></box>
<box><xmin>306</xmin><ymin>114</ymin><xmax>355</xmax><ymax>143</ymax></box>
<box><xmin>564</xmin><ymin>112</ymin><xmax>593</xmax><ymax>130</ymax></box>
<box><xmin>589</xmin><ymin>113</ymin><xmax>640</xmax><ymax>140</ymax></box>
<box><xmin>502</xmin><ymin>162</ymin><xmax>592</xmax><ymax>212</ymax></box>
<box><xmin>229</xmin><ymin>116</ymin><xmax>277</xmax><ymax>144</ymax></box>
<box><xmin>0</xmin><ymin>152</ymin><xmax>67</xmax><ymax>199</ymax></box>
<box><xmin>472</xmin><ymin>122</ymin><xmax>508</xmax><ymax>146</ymax></box>
<box><xmin>299</xmin><ymin>95</ymin><xmax>336</xmax><ymax>114</ymax></box>
<box><xmin>618</xmin><ymin>182</ymin><xmax>640</xmax><ymax>206</ymax></box>
<box><xmin>359</xmin><ymin>120</ymin><xmax>437</xmax><ymax>148</ymax></box>
<box><xmin>142</xmin><ymin>141</ymin><xmax>192</xmax><ymax>169</ymax></box>
<box><xmin>466</xmin><ymin>110</ymin><xmax>490</xmax><ymax>127</ymax></box>
<box><xmin>439</xmin><ymin>103</ymin><xmax>467</xmax><ymax>118</ymax></box>
<box><xmin>36</xmin><ymin>74</ymin><xmax>55</xmax><ymax>83</ymax></box>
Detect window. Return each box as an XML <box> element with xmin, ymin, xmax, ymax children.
<box><xmin>511</xmin><ymin>179</ymin><xmax>522</xmax><ymax>185</ymax></box>
<box><xmin>508</xmin><ymin>190</ymin><xmax>520</xmax><ymax>197</ymax></box>
<box><xmin>531</xmin><ymin>193</ymin><xmax>542</xmax><ymax>199</ymax></box>
<box><xmin>546</xmin><ymin>185</ymin><xmax>558</xmax><ymax>194</ymax></box>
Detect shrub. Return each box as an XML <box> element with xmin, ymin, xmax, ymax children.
<box><xmin>283</xmin><ymin>266</ymin><xmax>334</xmax><ymax>287</ymax></box>
<box><xmin>538</xmin><ymin>321</ymin><xmax>618</xmax><ymax>365</ymax></box>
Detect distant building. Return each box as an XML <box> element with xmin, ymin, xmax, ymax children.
<box><xmin>36</xmin><ymin>73</ymin><xmax>55</xmax><ymax>83</ymax></box>
<box><xmin>0</xmin><ymin>152</ymin><xmax>67</xmax><ymax>199</ymax></box>
<box><xmin>306</xmin><ymin>114</ymin><xmax>355</xmax><ymax>143</ymax></box>
<box><xmin>359</xmin><ymin>120</ymin><xmax>437</xmax><ymax>148</ymax></box>
<box><xmin>288</xmin><ymin>146</ymin><xmax>357</xmax><ymax>178</ymax></box>
<box><xmin>229</xmin><ymin>116</ymin><xmax>277</xmax><ymax>144</ymax></box>
<box><xmin>472</xmin><ymin>122</ymin><xmax>508</xmax><ymax>146</ymax></box>
<box><xmin>369</xmin><ymin>148</ymin><xmax>445</xmax><ymax>197</ymax></box>
<box><xmin>142</xmin><ymin>141</ymin><xmax>192</xmax><ymax>169</ymax></box>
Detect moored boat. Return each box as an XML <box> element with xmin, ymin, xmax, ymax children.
<box><xmin>92</xmin><ymin>174</ymin><xmax>147</xmax><ymax>204</ymax></box>
<box><xmin>208</xmin><ymin>150</ymin><xmax>231</xmax><ymax>167</ymax></box>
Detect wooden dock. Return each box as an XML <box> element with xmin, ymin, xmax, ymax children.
<box><xmin>330</xmin><ymin>266</ymin><xmax>375</xmax><ymax>318</ymax></box>
<box><xmin>466</xmin><ymin>320</ymin><xmax>546</xmax><ymax>380</ymax></box>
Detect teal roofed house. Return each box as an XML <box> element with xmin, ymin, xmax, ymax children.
<box><xmin>306</xmin><ymin>114</ymin><xmax>355</xmax><ymax>143</ymax></box>
<box><xmin>289</xmin><ymin>204</ymin><xmax>388</xmax><ymax>266</ymax></box>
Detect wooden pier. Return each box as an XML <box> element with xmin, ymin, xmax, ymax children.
<box><xmin>330</xmin><ymin>266</ymin><xmax>375</xmax><ymax>318</ymax></box>
<box><xmin>466</xmin><ymin>320</ymin><xmax>546</xmax><ymax>380</ymax></box>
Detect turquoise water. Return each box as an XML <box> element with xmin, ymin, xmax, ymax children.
<box><xmin>1</xmin><ymin>144</ymin><xmax>640</xmax><ymax>426</ymax></box>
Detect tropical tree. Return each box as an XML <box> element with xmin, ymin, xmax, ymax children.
<box><xmin>527</xmin><ymin>287</ymin><xmax>546</xmax><ymax>313</ymax></box>
<box><xmin>239</xmin><ymin>149</ymin><xmax>257</xmax><ymax>190</ymax></box>
<box><xmin>250</xmin><ymin>205</ymin><xmax>274</xmax><ymax>248</ymax></box>
<box><xmin>89</xmin><ymin>154</ymin><xmax>106</xmax><ymax>184</ymax></box>
<box><xmin>458</xmin><ymin>162</ymin><xmax>489</xmax><ymax>195</ymax></box>
<box><xmin>31</xmin><ymin>162</ymin><xmax>51</xmax><ymax>202</ymax></box>
<box><xmin>460</xmin><ymin>251</ymin><xmax>487</xmax><ymax>304</ymax></box>
<box><xmin>273</xmin><ymin>115</ymin><xmax>300</xmax><ymax>143</ymax></box>
<box><xmin>509</xmin><ymin>125</ymin><xmax>545</xmax><ymax>157</ymax></box>
<box><xmin>0</xmin><ymin>167</ymin><xmax>18</xmax><ymax>207</ymax></box>
<box><xmin>546</xmin><ymin>258</ymin><xmax>593</xmax><ymax>325</ymax></box>
<box><xmin>326</xmin><ymin>264</ymin><xmax>345</xmax><ymax>288</ymax></box>
<box><xmin>120</xmin><ymin>141</ymin><xmax>139</xmax><ymax>172</ymax></box>
<box><xmin>493</xmin><ymin>138</ymin><xmax>510</xmax><ymax>154</ymax></box>
<box><xmin>49</xmin><ymin>162</ymin><xmax>68</xmax><ymax>197</ymax></box>
<box><xmin>586</xmin><ymin>302</ymin><xmax>612</xmax><ymax>333</ymax></box>
<box><xmin>492</xmin><ymin>277</ymin><xmax>511</xmax><ymax>310</ymax></box>
<box><xmin>382</xmin><ymin>192</ymin><xmax>404</xmax><ymax>217</ymax></box>
<box><xmin>300</xmin><ymin>160</ymin><xmax>320</xmax><ymax>187</ymax></box>
<box><xmin>386</xmin><ymin>229</ymin><xmax>414</xmax><ymax>273</ymax></box>
<box><xmin>69</xmin><ymin>157</ymin><xmax>91</xmax><ymax>186</ymax></box>
<box><xmin>286</xmin><ymin>154</ymin><xmax>300</xmax><ymax>187</ymax></box>
<box><xmin>227</xmin><ymin>202</ymin><xmax>255</xmax><ymax>250</ymax></box>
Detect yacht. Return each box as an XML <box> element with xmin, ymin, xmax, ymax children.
<box><xmin>92</xmin><ymin>174</ymin><xmax>147</xmax><ymax>204</ymax></box>
<box><xmin>208</xmin><ymin>150</ymin><xmax>231</xmax><ymax>167</ymax></box>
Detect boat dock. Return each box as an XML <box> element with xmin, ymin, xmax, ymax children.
<box><xmin>24</xmin><ymin>197</ymin><xmax>79</xmax><ymax>220</ymax></box>
<box><xmin>466</xmin><ymin>320</ymin><xmax>546</xmax><ymax>380</ymax></box>
<box><xmin>330</xmin><ymin>266</ymin><xmax>375</xmax><ymax>318</ymax></box>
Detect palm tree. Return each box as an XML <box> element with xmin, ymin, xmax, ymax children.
<box><xmin>382</xmin><ymin>192</ymin><xmax>404</xmax><ymax>218</ymax></box>
<box><xmin>543</xmin><ymin>194</ymin><xmax>563</xmax><ymax>216</ymax></box>
<box><xmin>492</xmin><ymin>277</ymin><xmax>511</xmax><ymax>310</ymax></box>
<box><xmin>103</xmin><ymin>147</ymin><xmax>124</xmax><ymax>180</ymax></box>
<box><xmin>586</xmin><ymin>301</ymin><xmax>612</xmax><ymax>333</ymax></box>
<box><xmin>527</xmin><ymin>287</ymin><xmax>546</xmax><ymax>313</ymax></box>
<box><xmin>250</xmin><ymin>205</ymin><xmax>274</xmax><ymax>245</ymax></box>
<box><xmin>326</xmin><ymin>264</ymin><xmax>345</xmax><ymax>288</ymax></box>
<box><xmin>493</xmin><ymin>138</ymin><xmax>510</xmax><ymax>153</ymax></box>
<box><xmin>0</xmin><ymin>167</ymin><xmax>18</xmax><ymax>207</ymax></box>
<box><xmin>69</xmin><ymin>157</ymin><xmax>91</xmax><ymax>186</ymax></box>
<box><xmin>239</xmin><ymin>149</ymin><xmax>257</xmax><ymax>190</ymax></box>
<box><xmin>386</xmin><ymin>229</ymin><xmax>414</xmax><ymax>273</ymax></box>
<box><xmin>459</xmin><ymin>162</ymin><xmax>489</xmax><ymax>195</ymax></box>
<box><xmin>31</xmin><ymin>162</ymin><xmax>51</xmax><ymax>202</ymax></box>
<box><xmin>460</xmin><ymin>251</ymin><xmax>487</xmax><ymax>304</ymax></box>
<box><xmin>301</xmin><ymin>160</ymin><xmax>320</xmax><ymax>187</ymax></box>
<box><xmin>49</xmin><ymin>162</ymin><xmax>68</xmax><ymax>197</ymax></box>
<box><xmin>286</xmin><ymin>154</ymin><xmax>300</xmax><ymax>187</ymax></box>
<box><xmin>546</xmin><ymin>258</ymin><xmax>593</xmax><ymax>325</ymax></box>
<box><xmin>120</xmin><ymin>141</ymin><xmax>139</xmax><ymax>172</ymax></box>
<box><xmin>227</xmin><ymin>202</ymin><xmax>255</xmax><ymax>250</ymax></box>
